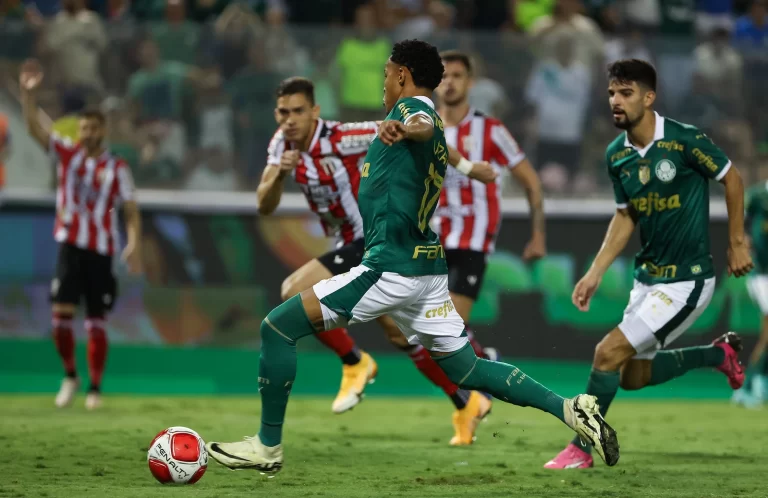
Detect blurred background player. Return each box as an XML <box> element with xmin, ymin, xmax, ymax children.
<box><xmin>19</xmin><ymin>59</ymin><xmax>143</xmax><ymax>410</ymax></box>
<box><xmin>258</xmin><ymin>76</ymin><xmax>498</xmax><ymax>444</ymax></box>
<box><xmin>434</xmin><ymin>50</ymin><xmax>546</xmax><ymax>360</ymax></box>
<box><xmin>545</xmin><ymin>59</ymin><xmax>752</xmax><ymax>469</ymax></box>
<box><xmin>733</xmin><ymin>180</ymin><xmax>768</xmax><ymax>407</ymax></box>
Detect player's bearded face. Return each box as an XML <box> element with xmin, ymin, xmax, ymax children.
<box><xmin>383</xmin><ymin>60</ymin><xmax>403</xmax><ymax>113</ymax></box>
<box><xmin>437</xmin><ymin>61</ymin><xmax>470</xmax><ymax>106</ymax></box>
<box><xmin>608</xmin><ymin>80</ymin><xmax>645</xmax><ymax>130</ymax></box>
<box><xmin>79</xmin><ymin>118</ymin><xmax>104</xmax><ymax>151</ymax></box>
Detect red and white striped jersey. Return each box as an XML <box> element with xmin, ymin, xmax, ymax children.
<box><xmin>267</xmin><ymin>119</ymin><xmax>378</xmax><ymax>246</ymax></box>
<box><xmin>51</xmin><ymin>136</ymin><xmax>135</xmax><ymax>256</ymax></box>
<box><xmin>433</xmin><ymin>109</ymin><xmax>525</xmax><ymax>254</ymax></box>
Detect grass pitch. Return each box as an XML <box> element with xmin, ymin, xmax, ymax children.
<box><xmin>1</xmin><ymin>395</ymin><xmax>766</xmax><ymax>497</ymax></box>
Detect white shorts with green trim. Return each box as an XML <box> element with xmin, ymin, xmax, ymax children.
<box><xmin>746</xmin><ymin>275</ymin><xmax>768</xmax><ymax>316</ymax></box>
<box><xmin>619</xmin><ymin>277</ymin><xmax>715</xmax><ymax>360</ymax></box>
<box><xmin>312</xmin><ymin>264</ymin><xmax>467</xmax><ymax>353</ymax></box>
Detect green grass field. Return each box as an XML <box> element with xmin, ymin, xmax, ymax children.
<box><xmin>1</xmin><ymin>396</ymin><xmax>766</xmax><ymax>498</ymax></box>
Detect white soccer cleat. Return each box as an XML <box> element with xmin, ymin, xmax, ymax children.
<box><xmin>85</xmin><ymin>392</ymin><xmax>102</xmax><ymax>410</ymax></box>
<box><xmin>55</xmin><ymin>377</ymin><xmax>80</xmax><ymax>408</ymax></box>
<box><xmin>563</xmin><ymin>394</ymin><xmax>620</xmax><ymax>467</ymax></box>
<box><xmin>206</xmin><ymin>436</ymin><xmax>283</xmax><ymax>474</ymax></box>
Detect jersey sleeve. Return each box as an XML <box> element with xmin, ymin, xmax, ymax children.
<box><xmin>488</xmin><ymin>122</ymin><xmax>525</xmax><ymax>168</ymax></box>
<box><xmin>606</xmin><ymin>152</ymin><xmax>629</xmax><ymax>209</ymax></box>
<box><xmin>115</xmin><ymin>161</ymin><xmax>136</xmax><ymax>202</ymax></box>
<box><xmin>266</xmin><ymin>129</ymin><xmax>286</xmax><ymax>167</ymax></box>
<box><xmin>397</xmin><ymin>99</ymin><xmax>434</xmax><ymax>126</ymax></box>
<box><xmin>331</xmin><ymin>122</ymin><xmax>379</xmax><ymax>157</ymax></box>
<box><xmin>685</xmin><ymin>130</ymin><xmax>731</xmax><ymax>181</ymax></box>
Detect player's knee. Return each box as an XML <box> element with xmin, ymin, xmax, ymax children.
<box><xmin>593</xmin><ymin>339</ymin><xmax>626</xmax><ymax>372</ymax></box>
<box><xmin>387</xmin><ymin>332</ymin><xmax>410</xmax><ymax>349</ymax></box>
<box><xmin>52</xmin><ymin>303</ymin><xmax>76</xmax><ymax>315</ymax></box>
<box><xmin>280</xmin><ymin>277</ymin><xmax>299</xmax><ymax>302</ymax></box>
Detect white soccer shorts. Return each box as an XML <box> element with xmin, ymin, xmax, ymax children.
<box><xmin>747</xmin><ymin>275</ymin><xmax>768</xmax><ymax>316</ymax></box>
<box><xmin>619</xmin><ymin>277</ymin><xmax>715</xmax><ymax>360</ymax></box>
<box><xmin>312</xmin><ymin>264</ymin><xmax>468</xmax><ymax>353</ymax></box>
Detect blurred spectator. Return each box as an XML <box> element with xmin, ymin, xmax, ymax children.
<box><xmin>525</xmin><ymin>34</ymin><xmax>591</xmax><ymax>191</ymax></box>
<box><xmin>285</xmin><ymin>0</ymin><xmax>343</xmax><ymax>24</ymax></box>
<box><xmin>0</xmin><ymin>113</ymin><xmax>8</xmax><ymax>198</ymax></box>
<box><xmin>44</xmin><ymin>0</ymin><xmax>107</xmax><ymax>96</ymax></box>
<box><xmin>622</xmin><ymin>0</ymin><xmax>661</xmax><ymax>30</ymax></box>
<box><xmin>150</xmin><ymin>0</ymin><xmax>200</xmax><ymax>65</ymax></box>
<box><xmin>335</xmin><ymin>4</ymin><xmax>390</xmax><ymax>122</ymax></box>
<box><xmin>528</xmin><ymin>0</ymin><xmax>604</xmax><ymax>68</ymax></box>
<box><xmin>734</xmin><ymin>0</ymin><xmax>768</xmax><ymax>47</ymax></box>
<box><xmin>468</xmin><ymin>57</ymin><xmax>510</xmax><ymax>119</ymax></box>
<box><xmin>209</xmin><ymin>3</ymin><xmax>259</xmax><ymax>80</ymax></box>
<box><xmin>1</xmin><ymin>0</ymin><xmax>25</xmax><ymax>18</ymax></box>
<box><xmin>694</xmin><ymin>27</ymin><xmax>743</xmax><ymax>104</ymax></box>
<box><xmin>25</xmin><ymin>0</ymin><xmax>59</xmax><ymax>17</ymax></box>
<box><xmin>264</xmin><ymin>7</ymin><xmax>311</xmax><ymax>77</ymax></box>
<box><xmin>51</xmin><ymin>88</ymin><xmax>86</xmax><ymax>142</ymax></box>
<box><xmin>226</xmin><ymin>40</ymin><xmax>282</xmax><ymax>183</ymax></box>
<box><xmin>659</xmin><ymin>0</ymin><xmax>695</xmax><ymax>36</ymax></box>
<box><xmin>515</xmin><ymin>0</ymin><xmax>556</xmax><ymax>31</ymax></box>
<box><xmin>696</xmin><ymin>0</ymin><xmax>735</xmax><ymax>35</ymax></box>
<box><xmin>604</xmin><ymin>23</ymin><xmax>654</xmax><ymax>65</ymax></box>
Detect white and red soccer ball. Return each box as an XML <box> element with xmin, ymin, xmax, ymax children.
<box><xmin>147</xmin><ymin>427</ymin><xmax>208</xmax><ymax>484</ymax></box>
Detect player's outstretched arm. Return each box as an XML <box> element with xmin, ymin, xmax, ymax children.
<box><xmin>19</xmin><ymin>59</ymin><xmax>50</xmax><ymax>151</ymax></box>
<box><xmin>722</xmin><ymin>166</ymin><xmax>754</xmax><ymax>277</ymax></box>
<box><xmin>573</xmin><ymin>208</ymin><xmax>635</xmax><ymax>311</ymax></box>
<box><xmin>257</xmin><ymin>166</ymin><xmax>287</xmax><ymax>216</ymax></box>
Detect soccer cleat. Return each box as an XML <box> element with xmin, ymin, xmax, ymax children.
<box><xmin>544</xmin><ymin>443</ymin><xmax>595</xmax><ymax>469</ymax></box>
<box><xmin>713</xmin><ymin>332</ymin><xmax>745</xmax><ymax>389</ymax></box>
<box><xmin>331</xmin><ymin>351</ymin><xmax>378</xmax><ymax>414</ymax></box>
<box><xmin>449</xmin><ymin>391</ymin><xmax>492</xmax><ymax>446</ymax></box>
<box><xmin>55</xmin><ymin>377</ymin><xmax>80</xmax><ymax>408</ymax></box>
<box><xmin>563</xmin><ymin>394</ymin><xmax>620</xmax><ymax>467</ymax></box>
<box><xmin>206</xmin><ymin>436</ymin><xmax>283</xmax><ymax>474</ymax></box>
<box><xmin>85</xmin><ymin>391</ymin><xmax>102</xmax><ymax>410</ymax></box>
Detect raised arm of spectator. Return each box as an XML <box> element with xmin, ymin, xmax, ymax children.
<box><xmin>19</xmin><ymin>59</ymin><xmax>51</xmax><ymax>151</ymax></box>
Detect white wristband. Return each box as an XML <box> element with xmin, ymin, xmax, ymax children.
<box><xmin>456</xmin><ymin>157</ymin><xmax>474</xmax><ymax>176</ymax></box>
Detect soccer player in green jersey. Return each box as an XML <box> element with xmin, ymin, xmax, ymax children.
<box><xmin>205</xmin><ymin>39</ymin><xmax>620</xmax><ymax>474</ymax></box>
<box><xmin>732</xmin><ymin>181</ymin><xmax>768</xmax><ymax>407</ymax></box>
<box><xmin>544</xmin><ymin>59</ymin><xmax>754</xmax><ymax>470</ymax></box>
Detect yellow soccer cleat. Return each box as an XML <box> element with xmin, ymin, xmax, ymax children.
<box><xmin>331</xmin><ymin>351</ymin><xmax>378</xmax><ymax>414</ymax></box>
<box><xmin>450</xmin><ymin>391</ymin><xmax>492</xmax><ymax>446</ymax></box>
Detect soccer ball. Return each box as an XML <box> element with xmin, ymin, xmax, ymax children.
<box><xmin>147</xmin><ymin>426</ymin><xmax>208</xmax><ymax>484</ymax></box>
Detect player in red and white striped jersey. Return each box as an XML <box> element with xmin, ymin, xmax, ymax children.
<box><xmin>20</xmin><ymin>59</ymin><xmax>142</xmax><ymax>411</ymax></box>
<box><xmin>434</xmin><ymin>51</ymin><xmax>546</xmax><ymax>344</ymax></box>
<box><xmin>257</xmin><ymin>77</ymin><xmax>498</xmax><ymax>445</ymax></box>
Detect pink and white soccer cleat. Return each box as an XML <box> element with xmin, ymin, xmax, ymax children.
<box><xmin>713</xmin><ymin>332</ymin><xmax>745</xmax><ymax>390</ymax></box>
<box><xmin>544</xmin><ymin>443</ymin><xmax>594</xmax><ymax>469</ymax></box>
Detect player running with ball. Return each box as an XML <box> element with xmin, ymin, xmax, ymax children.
<box><xmin>544</xmin><ymin>59</ymin><xmax>752</xmax><ymax>469</ymax></box>
<box><xmin>205</xmin><ymin>39</ymin><xmax>620</xmax><ymax>474</ymax></box>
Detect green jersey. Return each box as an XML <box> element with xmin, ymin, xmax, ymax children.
<box><xmin>359</xmin><ymin>97</ymin><xmax>449</xmax><ymax>276</ymax></box>
<box><xmin>606</xmin><ymin>113</ymin><xmax>731</xmax><ymax>284</ymax></box>
<box><xmin>746</xmin><ymin>181</ymin><xmax>768</xmax><ymax>275</ymax></box>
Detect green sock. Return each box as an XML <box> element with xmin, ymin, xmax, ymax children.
<box><xmin>258</xmin><ymin>295</ymin><xmax>317</xmax><ymax>447</ymax></box>
<box><xmin>647</xmin><ymin>345</ymin><xmax>724</xmax><ymax>387</ymax></box>
<box><xmin>571</xmin><ymin>369</ymin><xmax>620</xmax><ymax>453</ymax></box>
<box><xmin>433</xmin><ymin>343</ymin><xmax>565</xmax><ymax>422</ymax></box>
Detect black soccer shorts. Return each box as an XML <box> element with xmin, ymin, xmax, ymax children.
<box><xmin>317</xmin><ymin>238</ymin><xmax>365</xmax><ymax>276</ymax></box>
<box><xmin>50</xmin><ymin>243</ymin><xmax>118</xmax><ymax>316</ymax></box>
<box><xmin>445</xmin><ymin>249</ymin><xmax>488</xmax><ymax>301</ymax></box>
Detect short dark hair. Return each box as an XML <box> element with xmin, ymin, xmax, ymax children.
<box><xmin>276</xmin><ymin>77</ymin><xmax>315</xmax><ymax>105</ymax></box>
<box><xmin>607</xmin><ymin>59</ymin><xmax>657</xmax><ymax>92</ymax></box>
<box><xmin>440</xmin><ymin>50</ymin><xmax>472</xmax><ymax>75</ymax></box>
<box><xmin>79</xmin><ymin>109</ymin><xmax>106</xmax><ymax>125</ymax></box>
<box><xmin>391</xmin><ymin>39</ymin><xmax>444</xmax><ymax>91</ymax></box>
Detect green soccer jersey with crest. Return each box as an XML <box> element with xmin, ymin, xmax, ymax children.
<box><xmin>746</xmin><ymin>181</ymin><xmax>768</xmax><ymax>275</ymax></box>
<box><xmin>606</xmin><ymin>113</ymin><xmax>731</xmax><ymax>284</ymax></box>
<box><xmin>359</xmin><ymin>96</ymin><xmax>449</xmax><ymax>276</ymax></box>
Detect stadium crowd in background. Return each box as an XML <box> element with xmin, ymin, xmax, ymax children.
<box><xmin>0</xmin><ymin>0</ymin><xmax>767</xmax><ymax>193</ymax></box>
